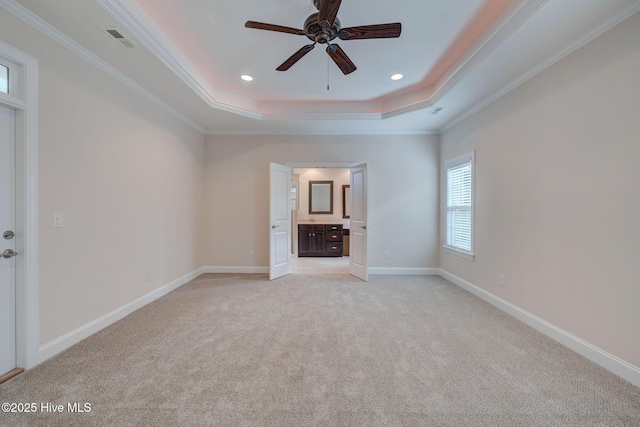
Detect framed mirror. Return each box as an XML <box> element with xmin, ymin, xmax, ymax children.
<box><xmin>309</xmin><ymin>181</ymin><xmax>333</xmax><ymax>214</ymax></box>
<box><xmin>342</xmin><ymin>185</ymin><xmax>351</xmax><ymax>218</ymax></box>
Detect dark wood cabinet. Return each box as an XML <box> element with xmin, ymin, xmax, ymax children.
<box><xmin>298</xmin><ymin>224</ymin><xmax>343</xmax><ymax>257</ymax></box>
<box><xmin>298</xmin><ymin>225</ymin><xmax>324</xmax><ymax>256</ymax></box>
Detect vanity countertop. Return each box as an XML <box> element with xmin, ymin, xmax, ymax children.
<box><xmin>298</xmin><ymin>220</ymin><xmax>345</xmax><ymax>225</ymax></box>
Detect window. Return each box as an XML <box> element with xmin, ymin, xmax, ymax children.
<box><xmin>0</xmin><ymin>64</ymin><xmax>8</xmax><ymax>94</ymax></box>
<box><xmin>445</xmin><ymin>151</ymin><xmax>474</xmax><ymax>260</ymax></box>
<box><xmin>291</xmin><ymin>178</ymin><xmax>299</xmax><ymax>211</ymax></box>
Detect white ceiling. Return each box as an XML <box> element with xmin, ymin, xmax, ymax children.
<box><xmin>7</xmin><ymin>0</ymin><xmax>640</xmax><ymax>134</ymax></box>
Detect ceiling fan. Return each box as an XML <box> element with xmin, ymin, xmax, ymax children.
<box><xmin>245</xmin><ymin>0</ymin><xmax>401</xmax><ymax>75</ymax></box>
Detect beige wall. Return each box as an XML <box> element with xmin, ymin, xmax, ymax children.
<box><xmin>203</xmin><ymin>134</ymin><xmax>440</xmax><ymax>270</ymax></box>
<box><xmin>1</xmin><ymin>9</ymin><xmax>205</xmax><ymax>346</ymax></box>
<box><xmin>440</xmin><ymin>13</ymin><xmax>640</xmax><ymax>367</ymax></box>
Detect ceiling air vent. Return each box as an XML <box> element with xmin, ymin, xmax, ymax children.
<box><xmin>430</xmin><ymin>107</ymin><xmax>445</xmax><ymax>115</ymax></box>
<box><xmin>101</xmin><ymin>27</ymin><xmax>137</xmax><ymax>49</ymax></box>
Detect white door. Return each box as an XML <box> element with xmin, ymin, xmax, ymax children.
<box><xmin>269</xmin><ymin>163</ymin><xmax>292</xmax><ymax>280</ymax></box>
<box><xmin>349</xmin><ymin>164</ymin><xmax>368</xmax><ymax>281</ymax></box>
<box><xmin>0</xmin><ymin>104</ymin><xmax>17</xmax><ymax>375</ymax></box>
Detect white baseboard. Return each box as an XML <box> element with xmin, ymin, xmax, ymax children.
<box><xmin>439</xmin><ymin>269</ymin><xmax>640</xmax><ymax>389</ymax></box>
<box><xmin>369</xmin><ymin>267</ymin><xmax>440</xmax><ymax>276</ymax></box>
<box><xmin>202</xmin><ymin>266</ymin><xmax>269</xmax><ymax>274</ymax></box>
<box><xmin>38</xmin><ymin>267</ymin><xmax>205</xmax><ymax>364</ymax></box>
<box><xmin>203</xmin><ymin>266</ymin><xmax>439</xmax><ymax>276</ymax></box>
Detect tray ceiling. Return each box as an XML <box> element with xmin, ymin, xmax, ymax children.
<box><xmin>6</xmin><ymin>0</ymin><xmax>640</xmax><ymax>134</ymax></box>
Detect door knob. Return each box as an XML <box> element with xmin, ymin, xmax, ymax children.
<box><xmin>271</xmin><ymin>225</ymin><xmax>279</xmax><ymax>229</ymax></box>
<box><xmin>3</xmin><ymin>231</ymin><xmax>14</xmax><ymax>240</ymax></box>
<box><xmin>359</xmin><ymin>225</ymin><xmax>367</xmax><ymax>229</ymax></box>
<box><xmin>1</xmin><ymin>249</ymin><xmax>18</xmax><ymax>259</ymax></box>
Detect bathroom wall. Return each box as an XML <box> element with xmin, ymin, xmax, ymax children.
<box><xmin>295</xmin><ymin>168</ymin><xmax>350</xmax><ymax>226</ymax></box>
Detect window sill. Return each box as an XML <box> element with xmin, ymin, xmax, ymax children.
<box><xmin>443</xmin><ymin>246</ymin><xmax>475</xmax><ymax>261</ymax></box>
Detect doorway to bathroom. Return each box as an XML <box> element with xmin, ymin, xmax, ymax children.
<box><xmin>269</xmin><ymin>162</ymin><xmax>368</xmax><ymax>280</ymax></box>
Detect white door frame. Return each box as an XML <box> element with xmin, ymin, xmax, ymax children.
<box><xmin>0</xmin><ymin>41</ymin><xmax>39</xmax><ymax>369</ymax></box>
<box><xmin>1</xmin><ymin>97</ymin><xmax>17</xmax><ymax>376</ymax></box>
<box><xmin>285</xmin><ymin>162</ymin><xmax>368</xmax><ymax>279</ymax></box>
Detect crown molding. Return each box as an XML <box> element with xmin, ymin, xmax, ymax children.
<box><xmin>0</xmin><ymin>0</ymin><xmax>206</xmax><ymax>134</ymax></box>
<box><xmin>381</xmin><ymin>0</ymin><xmax>547</xmax><ymax>121</ymax></box>
<box><xmin>205</xmin><ymin>129</ymin><xmax>438</xmax><ymax>137</ymax></box>
<box><xmin>381</xmin><ymin>99</ymin><xmax>435</xmax><ymax>120</ymax></box>
<box><xmin>6</xmin><ymin>0</ymin><xmax>633</xmax><ymax>136</ymax></box>
<box><xmin>428</xmin><ymin>0</ymin><xmax>547</xmax><ymax>108</ymax></box>
<box><xmin>262</xmin><ymin>112</ymin><xmax>382</xmax><ymax>121</ymax></box>
<box><xmin>439</xmin><ymin>1</ymin><xmax>640</xmax><ymax>134</ymax></box>
<box><xmin>97</xmin><ymin>0</ymin><xmax>546</xmax><ymax>121</ymax></box>
<box><xmin>96</xmin><ymin>0</ymin><xmax>262</xmax><ymax>120</ymax></box>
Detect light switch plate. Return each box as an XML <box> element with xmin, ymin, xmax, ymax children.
<box><xmin>54</xmin><ymin>213</ymin><xmax>64</xmax><ymax>228</ymax></box>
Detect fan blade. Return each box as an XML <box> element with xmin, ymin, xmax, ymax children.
<box><xmin>318</xmin><ymin>0</ymin><xmax>342</xmax><ymax>27</ymax></box>
<box><xmin>339</xmin><ymin>23</ymin><xmax>402</xmax><ymax>40</ymax></box>
<box><xmin>245</xmin><ymin>21</ymin><xmax>306</xmax><ymax>36</ymax></box>
<box><xmin>277</xmin><ymin>44</ymin><xmax>316</xmax><ymax>71</ymax></box>
<box><xmin>326</xmin><ymin>44</ymin><xmax>356</xmax><ymax>75</ymax></box>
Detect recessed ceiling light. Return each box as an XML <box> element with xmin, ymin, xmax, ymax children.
<box><xmin>241</xmin><ymin>74</ymin><xmax>254</xmax><ymax>82</ymax></box>
<box><xmin>391</xmin><ymin>73</ymin><xmax>403</xmax><ymax>81</ymax></box>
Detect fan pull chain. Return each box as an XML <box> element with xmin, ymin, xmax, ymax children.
<box><xmin>327</xmin><ymin>53</ymin><xmax>330</xmax><ymax>91</ymax></box>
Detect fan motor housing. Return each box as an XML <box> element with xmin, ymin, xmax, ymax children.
<box><xmin>304</xmin><ymin>12</ymin><xmax>341</xmax><ymax>43</ymax></box>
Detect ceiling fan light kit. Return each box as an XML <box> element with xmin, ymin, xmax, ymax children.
<box><xmin>245</xmin><ymin>0</ymin><xmax>401</xmax><ymax>75</ymax></box>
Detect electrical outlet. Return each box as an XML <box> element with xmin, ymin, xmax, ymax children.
<box><xmin>499</xmin><ymin>274</ymin><xmax>505</xmax><ymax>287</ymax></box>
<box><xmin>383</xmin><ymin>251</ymin><xmax>390</xmax><ymax>259</ymax></box>
<box><xmin>249</xmin><ymin>250</ymin><xmax>255</xmax><ymax>259</ymax></box>
<box><xmin>145</xmin><ymin>271</ymin><xmax>151</xmax><ymax>282</ymax></box>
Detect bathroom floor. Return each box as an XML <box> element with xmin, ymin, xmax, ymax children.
<box><xmin>291</xmin><ymin>256</ymin><xmax>350</xmax><ymax>275</ymax></box>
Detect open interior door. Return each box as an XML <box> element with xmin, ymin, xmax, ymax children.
<box><xmin>349</xmin><ymin>164</ymin><xmax>368</xmax><ymax>281</ymax></box>
<box><xmin>269</xmin><ymin>163</ymin><xmax>292</xmax><ymax>280</ymax></box>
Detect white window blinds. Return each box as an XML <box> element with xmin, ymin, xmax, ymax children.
<box><xmin>445</xmin><ymin>152</ymin><xmax>474</xmax><ymax>256</ymax></box>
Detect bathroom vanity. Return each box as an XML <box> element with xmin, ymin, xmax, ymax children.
<box><xmin>298</xmin><ymin>224</ymin><xmax>343</xmax><ymax>257</ymax></box>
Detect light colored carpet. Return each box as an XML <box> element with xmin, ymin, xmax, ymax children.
<box><xmin>1</xmin><ymin>272</ymin><xmax>639</xmax><ymax>426</ymax></box>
